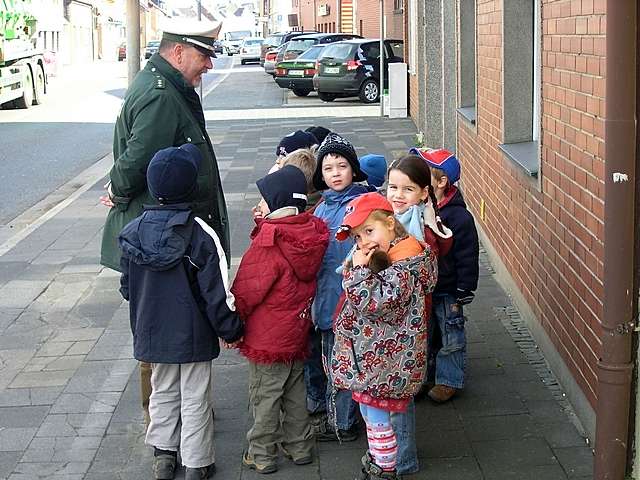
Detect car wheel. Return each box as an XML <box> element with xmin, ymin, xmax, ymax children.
<box><xmin>240</xmin><ymin>59</ymin><xmax>245</xmax><ymax>65</ymax></box>
<box><xmin>359</xmin><ymin>79</ymin><xmax>379</xmax><ymax>103</ymax></box>
<box><xmin>318</xmin><ymin>92</ymin><xmax>336</xmax><ymax>102</ymax></box>
<box><xmin>292</xmin><ymin>88</ymin><xmax>311</xmax><ymax>97</ymax></box>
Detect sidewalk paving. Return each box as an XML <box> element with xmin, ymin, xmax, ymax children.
<box><xmin>0</xmin><ymin>115</ymin><xmax>593</xmax><ymax>480</ymax></box>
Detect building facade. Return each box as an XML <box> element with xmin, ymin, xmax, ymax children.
<box><xmin>293</xmin><ymin>0</ymin><xmax>403</xmax><ymax>38</ymax></box>
<box><xmin>404</xmin><ymin>0</ymin><xmax>638</xmax><ymax>476</ymax></box>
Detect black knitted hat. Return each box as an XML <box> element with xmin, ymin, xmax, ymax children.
<box><xmin>147</xmin><ymin>144</ymin><xmax>201</xmax><ymax>204</ymax></box>
<box><xmin>276</xmin><ymin>130</ymin><xmax>318</xmax><ymax>157</ymax></box>
<box><xmin>313</xmin><ymin>133</ymin><xmax>367</xmax><ymax>191</ymax></box>
<box><xmin>305</xmin><ymin>126</ymin><xmax>332</xmax><ymax>144</ymax></box>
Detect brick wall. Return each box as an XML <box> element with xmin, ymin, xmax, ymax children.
<box><xmin>457</xmin><ymin>0</ymin><xmax>605</xmax><ymax>407</ymax></box>
<box><xmin>353</xmin><ymin>0</ymin><xmax>403</xmax><ymax>39</ymax></box>
<box><xmin>296</xmin><ymin>0</ymin><xmax>402</xmax><ymax>37</ymax></box>
<box><xmin>297</xmin><ymin>0</ymin><xmax>338</xmax><ymax>31</ymax></box>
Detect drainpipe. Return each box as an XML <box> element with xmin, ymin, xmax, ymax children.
<box><xmin>594</xmin><ymin>1</ymin><xmax>637</xmax><ymax>479</ymax></box>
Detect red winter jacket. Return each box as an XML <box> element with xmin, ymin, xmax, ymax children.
<box><xmin>231</xmin><ymin>211</ymin><xmax>329</xmax><ymax>363</ymax></box>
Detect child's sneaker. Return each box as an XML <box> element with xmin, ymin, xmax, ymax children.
<box><xmin>316</xmin><ymin>421</ymin><xmax>359</xmax><ymax>442</ymax></box>
<box><xmin>184</xmin><ymin>464</ymin><xmax>215</xmax><ymax>480</ymax></box>
<box><xmin>242</xmin><ymin>451</ymin><xmax>278</xmax><ymax>474</ymax></box>
<box><xmin>152</xmin><ymin>449</ymin><xmax>177</xmax><ymax>480</ymax></box>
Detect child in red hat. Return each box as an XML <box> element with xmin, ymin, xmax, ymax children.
<box><xmin>332</xmin><ymin>193</ymin><xmax>438</xmax><ymax>480</ymax></box>
<box><xmin>410</xmin><ymin>148</ymin><xmax>479</xmax><ymax>403</ymax></box>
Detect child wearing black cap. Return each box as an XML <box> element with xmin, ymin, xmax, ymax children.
<box><xmin>231</xmin><ymin>165</ymin><xmax>329</xmax><ymax>474</ymax></box>
<box><xmin>118</xmin><ymin>144</ymin><xmax>243</xmax><ymax>480</ymax></box>
<box><xmin>268</xmin><ymin>130</ymin><xmax>319</xmax><ymax>174</ymax></box>
<box><xmin>309</xmin><ymin>132</ymin><xmax>370</xmax><ymax>442</ymax></box>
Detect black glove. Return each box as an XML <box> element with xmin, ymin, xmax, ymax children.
<box><xmin>455</xmin><ymin>289</ymin><xmax>475</xmax><ymax>306</ymax></box>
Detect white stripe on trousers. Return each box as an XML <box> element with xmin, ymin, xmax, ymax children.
<box><xmin>145</xmin><ymin>361</ymin><xmax>215</xmax><ymax>468</ymax></box>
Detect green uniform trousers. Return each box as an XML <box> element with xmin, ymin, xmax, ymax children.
<box><xmin>247</xmin><ymin>360</ymin><xmax>314</xmax><ymax>463</ymax></box>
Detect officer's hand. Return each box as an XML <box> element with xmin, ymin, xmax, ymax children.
<box><xmin>99</xmin><ymin>194</ymin><xmax>114</xmax><ymax>208</ymax></box>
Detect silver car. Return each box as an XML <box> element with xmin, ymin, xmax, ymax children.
<box><xmin>239</xmin><ymin>38</ymin><xmax>264</xmax><ymax>65</ymax></box>
<box><xmin>264</xmin><ymin>42</ymin><xmax>288</xmax><ymax>75</ymax></box>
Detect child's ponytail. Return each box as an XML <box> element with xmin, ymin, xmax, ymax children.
<box><xmin>427</xmin><ymin>184</ymin><xmax>446</xmax><ymax>235</ymax></box>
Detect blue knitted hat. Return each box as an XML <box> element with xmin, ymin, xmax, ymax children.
<box><xmin>359</xmin><ymin>154</ymin><xmax>388</xmax><ymax>188</ymax></box>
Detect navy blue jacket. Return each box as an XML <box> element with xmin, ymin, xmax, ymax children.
<box><xmin>435</xmin><ymin>188</ymin><xmax>479</xmax><ymax>296</ymax></box>
<box><xmin>118</xmin><ymin>204</ymin><xmax>243</xmax><ymax>364</ymax></box>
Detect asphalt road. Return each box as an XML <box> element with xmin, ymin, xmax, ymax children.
<box><xmin>0</xmin><ymin>55</ymin><xmax>256</xmax><ymax>225</ymax></box>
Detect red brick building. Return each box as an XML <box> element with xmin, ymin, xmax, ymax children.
<box><xmin>293</xmin><ymin>0</ymin><xmax>403</xmax><ymax>39</ymax></box>
<box><xmin>404</xmin><ymin>0</ymin><xmax>638</xmax><ymax>476</ymax></box>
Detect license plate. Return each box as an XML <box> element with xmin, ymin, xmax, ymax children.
<box><xmin>289</xmin><ymin>70</ymin><xmax>304</xmax><ymax>76</ymax></box>
<box><xmin>324</xmin><ymin>66</ymin><xmax>340</xmax><ymax>74</ymax></box>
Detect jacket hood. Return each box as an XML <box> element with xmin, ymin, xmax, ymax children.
<box><xmin>322</xmin><ymin>184</ymin><xmax>370</xmax><ymax>206</ymax></box>
<box><xmin>439</xmin><ymin>186</ymin><xmax>467</xmax><ymax>210</ymax></box>
<box><xmin>119</xmin><ymin>206</ymin><xmax>193</xmax><ymax>271</ymax></box>
<box><xmin>251</xmin><ymin>212</ymin><xmax>329</xmax><ymax>282</ymax></box>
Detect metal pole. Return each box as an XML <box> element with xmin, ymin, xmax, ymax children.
<box><xmin>379</xmin><ymin>0</ymin><xmax>384</xmax><ymax>116</ymax></box>
<box><xmin>594</xmin><ymin>1</ymin><xmax>637</xmax><ymax>479</ymax></box>
<box><xmin>126</xmin><ymin>0</ymin><xmax>141</xmax><ymax>86</ymax></box>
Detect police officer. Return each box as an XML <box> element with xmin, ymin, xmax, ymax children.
<box><xmin>99</xmin><ymin>24</ymin><xmax>228</xmax><ymax>471</ymax></box>
<box><xmin>100</xmin><ymin>21</ymin><xmax>229</xmax><ymax>270</ymax></box>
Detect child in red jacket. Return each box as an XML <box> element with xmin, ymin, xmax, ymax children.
<box><xmin>231</xmin><ymin>165</ymin><xmax>329</xmax><ymax>474</ymax></box>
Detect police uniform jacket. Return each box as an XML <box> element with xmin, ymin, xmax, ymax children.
<box><xmin>101</xmin><ymin>53</ymin><xmax>229</xmax><ymax>271</ymax></box>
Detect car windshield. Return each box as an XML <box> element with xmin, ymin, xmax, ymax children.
<box><xmin>320</xmin><ymin>43</ymin><xmax>355</xmax><ymax>60</ymax></box>
<box><xmin>297</xmin><ymin>45</ymin><xmax>324</xmax><ymax>60</ymax></box>
<box><xmin>244</xmin><ymin>39</ymin><xmax>264</xmax><ymax>45</ymax></box>
<box><xmin>147</xmin><ymin>41</ymin><xmax>160</xmax><ymax>47</ymax></box>
<box><xmin>228</xmin><ymin>31</ymin><xmax>251</xmax><ymax>40</ymax></box>
<box><xmin>264</xmin><ymin>35</ymin><xmax>284</xmax><ymax>46</ymax></box>
<box><xmin>287</xmin><ymin>39</ymin><xmax>317</xmax><ymax>51</ymax></box>
<box><xmin>387</xmin><ymin>40</ymin><xmax>404</xmax><ymax>59</ymax></box>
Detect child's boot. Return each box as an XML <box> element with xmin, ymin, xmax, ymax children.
<box><xmin>358</xmin><ymin>451</ymin><xmax>400</xmax><ymax>480</ymax></box>
<box><xmin>184</xmin><ymin>463</ymin><xmax>216</xmax><ymax>479</ymax></box>
<box><xmin>152</xmin><ymin>448</ymin><xmax>177</xmax><ymax>480</ymax></box>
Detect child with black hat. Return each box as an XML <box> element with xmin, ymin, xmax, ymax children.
<box><xmin>231</xmin><ymin>165</ymin><xmax>329</xmax><ymax>474</ymax></box>
<box><xmin>268</xmin><ymin>130</ymin><xmax>319</xmax><ymax>174</ymax></box>
<box><xmin>118</xmin><ymin>144</ymin><xmax>243</xmax><ymax>480</ymax></box>
<box><xmin>309</xmin><ymin>132</ymin><xmax>370</xmax><ymax>442</ymax></box>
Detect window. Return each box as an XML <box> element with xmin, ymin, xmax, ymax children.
<box><xmin>393</xmin><ymin>0</ymin><xmax>402</xmax><ymax>12</ymax></box>
<box><xmin>457</xmin><ymin>0</ymin><xmax>476</xmax><ymax>126</ymax></box>
<box><xmin>359</xmin><ymin>19</ymin><xmax>363</xmax><ymax>36</ymax></box>
<box><xmin>322</xmin><ymin>43</ymin><xmax>355</xmax><ymax>60</ymax></box>
<box><xmin>361</xmin><ymin>42</ymin><xmax>381</xmax><ymax>61</ymax></box>
<box><xmin>498</xmin><ymin>0</ymin><xmax>541</xmax><ymax>177</ymax></box>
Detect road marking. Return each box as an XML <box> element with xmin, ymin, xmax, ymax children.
<box><xmin>0</xmin><ymin>154</ymin><xmax>113</xmax><ymax>258</ymax></box>
<box><xmin>202</xmin><ymin>57</ymin><xmax>238</xmax><ymax>98</ymax></box>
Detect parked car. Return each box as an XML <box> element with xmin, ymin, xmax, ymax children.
<box><xmin>274</xmin><ymin>45</ymin><xmax>326</xmax><ymax>96</ymax></box>
<box><xmin>224</xmin><ymin>30</ymin><xmax>252</xmax><ymax>55</ymax></box>
<box><xmin>264</xmin><ymin>42</ymin><xmax>288</xmax><ymax>76</ymax></box>
<box><xmin>117</xmin><ymin>42</ymin><xmax>126</xmax><ymax>61</ymax></box>
<box><xmin>260</xmin><ymin>31</ymin><xmax>318</xmax><ymax>66</ymax></box>
<box><xmin>144</xmin><ymin>40</ymin><xmax>160</xmax><ymax>59</ymax></box>
<box><xmin>282</xmin><ymin>33</ymin><xmax>362</xmax><ymax>61</ymax></box>
<box><xmin>213</xmin><ymin>40</ymin><xmax>224</xmax><ymax>53</ymax></box>
<box><xmin>314</xmin><ymin>39</ymin><xmax>404</xmax><ymax>103</ymax></box>
<box><xmin>239</xmin><ymin>37</ymin><xmax>264</xmax><ymax>65</ymax></box>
